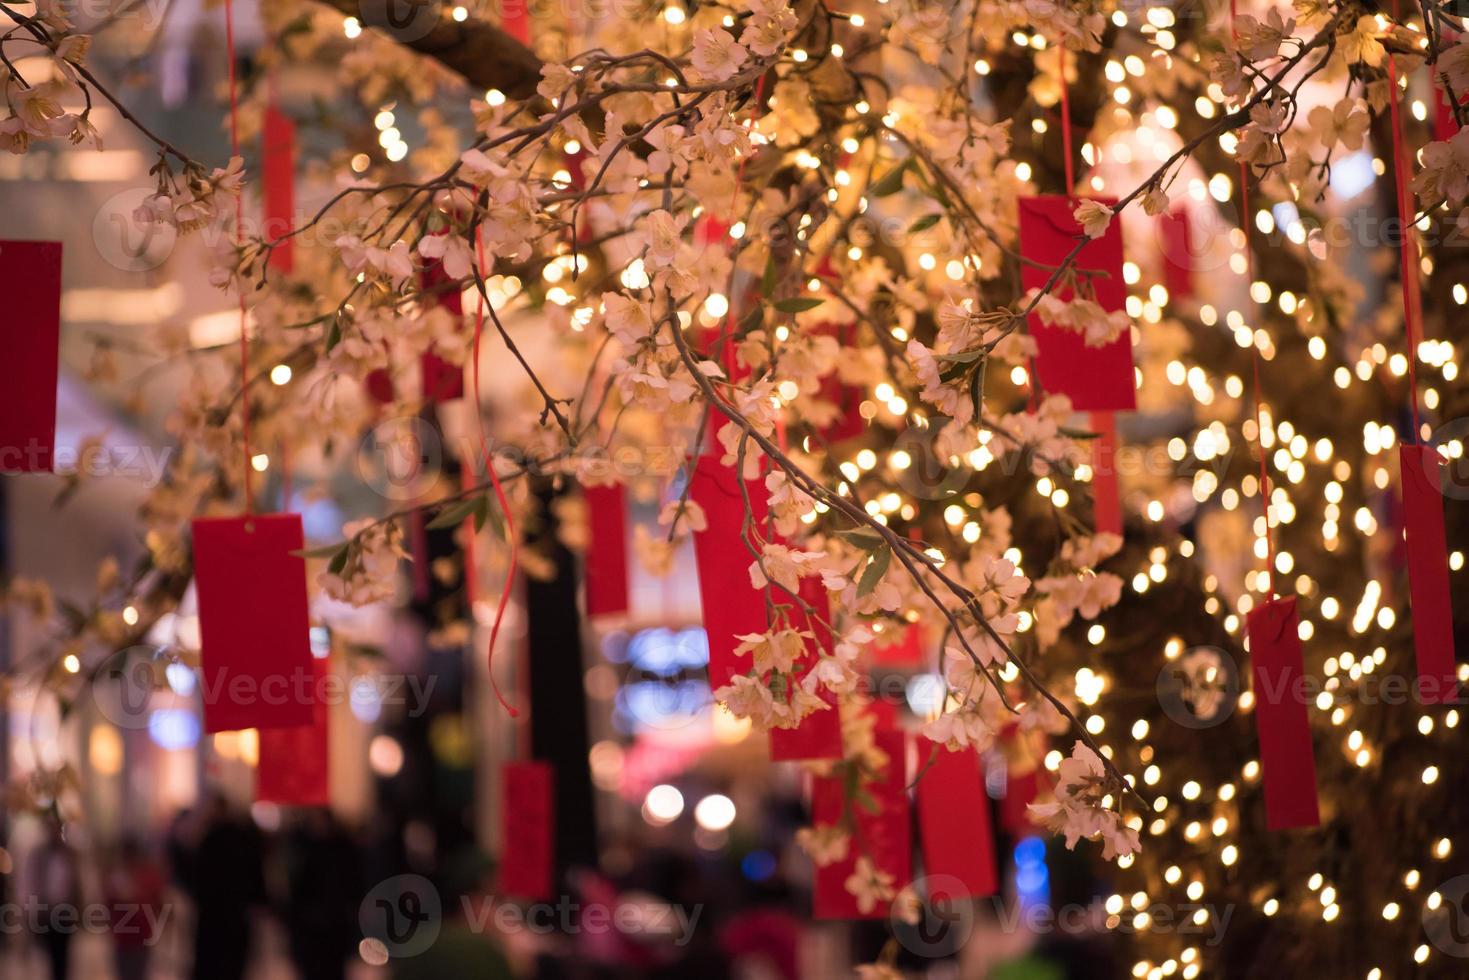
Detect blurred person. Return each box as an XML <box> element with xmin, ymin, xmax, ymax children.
<box><xmin>175</xmin><ymin>792</ymin><xmax>266</xmax><ymax>980</ymax></box>
<box><xmin>104</xmin><ymin>837</ymin><xmax>167</xmax><ymax>980</ymax></box>
<box><xmin>26</xmin><ymin>817</ymin><xmax>81</xmax><ymax>980</ymax></box>
<box><xmin>283</xmin><ymin>809</ymin><xmax>363</xmax><ymax>980</ymax></box>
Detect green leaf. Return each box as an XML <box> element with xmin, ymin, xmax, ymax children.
<box><xmin>323</xmin><ymin>317</ymin><xmax>342</xmax><ymax>353</ymax></box>
<box><xmin>327</xmin><ymin>547</ymin><xmax>350</xmax><ymax>575</ymax></box>
<box><xmin>839</xmin><ymin>528</ymin><xmax>886</xmax><ymax>550</ymax></box>
<box><xmin>869</xmin><ymin>160</ymin><xmax>909</xmax><ymax>197</ymax></box>
<box><xmin>473</xmin><ymin>495</ymin><xmax>492</xmax><ymax>532</ymax></box>
<box><xmin>761</xmin><ymin>254</ymin><xmax>778</xmax><ymax>298</ymax></box>
<box><xmin>935</xmin><ymin>348</ymin><xmax>985</xmax><ymax>364</ymax></box>
<box><xmin>427</xmin><ymin>497</ymin><xmax>481</xmax><ymax>530</ymax></box>
<box><xmin>857</xmin><ymin>544</ymin><xmax>892</xmax><ymax>598</ymax></box>
<box><xmin>774</xmin><ymin>297</ymin><xmax>824</xmax><ymax>313</ymax></box>
<box><xmin>908</xmin><ymin>213</ymin><xmax>942</xmax><ymax>233</ymax></box>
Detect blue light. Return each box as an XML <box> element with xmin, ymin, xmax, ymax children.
<box><xmin>148</xmin><ymin>709</ymin><xmax>200</xmax><ymax>750</ymax></box>
<box><xmin>625</xmin><ymin>627</ymin><xmax>709</xmax><ymax>675</ymax></box>
<box><xmin>1330</xmin><ymin>150</ymin><xmax>1375</xmax><ymax>199</ymax></box>
<box><xmin>1014</xmin><ymin>836</ymin><xmax>1050</xmax><ymax>908</ymax></box>
<box><xmin>741</xmin><ymin>850</ymin><xmax>777</xmax><ymax>881</ymax></box>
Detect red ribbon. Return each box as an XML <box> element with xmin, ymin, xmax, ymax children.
<box><xmin>473</xmin><ymin>232</ymin><xmax>521</xmax><ymax>718</ymax></box>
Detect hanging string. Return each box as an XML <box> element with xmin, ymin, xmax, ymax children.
<box><xmin>474</xmin><ymin>231</ymin><xmax>522</xmax><ymax>718</ymax></box>
<box><xmin>1229</xmin><ymin>0</ymin><xmax>1275</xmax><ymax>597</ymax></box>
<box><xmin>223</xmin><ymin>0</ymin><xmax>253</xmax><ymax>515</ymax></box>
<box><xmin>1385</xmin><ymin>54</ymin><xmax>1425</xmax><ymax>441</ymax></box>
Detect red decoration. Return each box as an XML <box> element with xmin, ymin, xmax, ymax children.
<box><xmin>770</xmin><ymin>577</ymin><xmax>842</xmax><ymax>761</ymax></box>
<box><xmin>1245</xmin><ymin>596</ymin><xmax>1321</xmax><ymax>830</ymax></box>
<box><xmin>583</xmin><ymin>483</ymin><xmax>630</xmax><ymax>618</ymax></box>
<box><xmin>999</xmin><ymin>765</ymin><xmax>1046</xmax><ymax>839</ymax></box>
<box><xmin>1399</xmin><ymin>445</ymin><xmax>1458</xmax><ymax>703</ymax></box>
<box><xmin>1091</xmin><ymin>411</ymin><xmax>1122</xmax><ymax>536</ymax></box>
<box><xmin>499</xmin><ymin>761</ymin><xmax>555</xmax><ymax>899</ymax></box>
<box><xmin>256</xmin><ymin>655</ymin><xmax>330</xmax><ymax>806</ymax></box>
<box><xmin>262</xmin><ymin>106</ymin><xmax>296</xmax><ymax>274</ymax></box>
<box><xmin>419</xmin><ymin>243</ymin><xmax>465</xmax><ymax>402</ymax></box>
<box><xmin>0</xmin><ymin>240</ymin><xmax>61</xmax><ymax>473</ymax></box>
<box><xmin>870</xmin><ymin>622</ymin><xmax>924</xmax><ymax>667</ymax></box>
<box><xmin>689</xmin><ymin>456</ymin><xmax>770</xmax><ymax>690</ymax></box>
<box><xmin>916</xmin><ymin>744</ymin><xmax>998</xmax><ymax>899</ymax></box>
<box><xmin>191</xmin><ymin>514</ymin><xmax>315</xmax><ymax>732</ymax></box>
<box><xmin>1156</xmin><ymin>207</ymin><xmax>1195</xmax><ymax>301</ymax></box>
<box><xmin>1018</xmin><ymin>196</ymin><xmax>1135</xmax><ymax>411</ymax></box>
<box><xmin>812</xmin><ymin>729</ymin><xmax>911</xmax><ymax>919</ymax></box>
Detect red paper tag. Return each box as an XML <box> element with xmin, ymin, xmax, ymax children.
<box><xmin>499</xmin><ymin>760</ymin><xmax>555</xmax><ymax>899</ymax></box>
<box><xmin>1091</xmin><ymin>411</ymin><xmax>1122</xmax><ymax>536</ymax></box>
<box><xmin>0</xmin><ymin>240</ymin><xmax>61</xmax><ymax>473</ymax></box>
<box><xmin>256</xmin><ymin>655</ymin><xmax>330</xmax><ymax>806</ymax></box>
<box><xmin>365</xmin><ymin>368</ymin><xmax>394</xmax><ymax>405</ymax></box>
<box><xmin>999</xmin><ymin>765</ymin><xmax>1045</xmax><ymax>839</ymax></box>
<box><xmin>916</xmin><ymin>744</ymin><xmax>998</xmax><ymax>899</ymax></box>
<box><xmin>812</xmin><ymin>729</ymin><xmax>911</xmax><ymax>919</ymax></box>
<box><xmin>1245</xmin><ymin>596</ymin><xmax>1321</xmax><ymax>830</ymax></box>
<box><xmin>690</xmin><ymin>456</ymin><xmax>770</xmax><ymax>690</ymax></box>
<box><xmin>262</xmin><ymin>106</ymin><xmax>296</xmax><ymax>275</ymax></box>
<box><xmin>1156</xmin><ymin>208</ymin><xmax>1194</xmax><ymax>301</ymax></box>
<box><xmin>501</xmin><ymin>0</ymin><xmax>531</xmax><ymax>43</ymax></box>
<box><xmin>1019</xmin><ymin>196</ymin><xmax>1135</xmax><ymax>411</ymax></box>
<box><xmin>770</xmin><ymin>577</ymin><xmax>842</xmax><ymax>761</ymax></box>
<box><xmin>192</xmin><ymin>514</ymin><xmax>315</xmax><ymax>732</ymax></box>
<box><xmin>584</xmin><ymin>483</ymin><xmax>630</xmax><ymax>618</ymax></box>
<box><xmin>870</xmin><ymin>622</ymin><xmax>924</xmax><ymax>667</ymax></box>
<box><xmin>1400</xmin><ymin>445</ymin><xmax>1458</xmax><ymax>703</ymax></box>
<box><xmin>419</xmin><ymin>246</ymin><xmax>465</xmax><ymax>402</ymax></box>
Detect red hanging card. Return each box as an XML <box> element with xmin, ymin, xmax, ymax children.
<box><xmin>1400</xmin><ymin>444</ymin><xmax>1458</xmax><ymax>703</ymax></box>
<box><xmin>262</xmin><ymin>106</ymin><xmax>296</xmax><ymax>275</ymax></box>
<box><xmin>0</xmin><ymin>240</ymin><xmax>61</xmax><ymax>473</ymax></box>
<box><xmin>999</xmin><ymin>764</ymin><xmax>1046</xmax><ymax>839</ymax></box>
<box><xmin>256</xmin><ymin>655</ymin><xmax>330</xmax><ymax>806</ymax></box>
<box><xmin>770</xmin><ymin>577</ymin><xmax>842</xmax><ymax>761</ymax></box>
<box><xmin>583</xmin><ymin>483</ymin><xmax>630</xmax><ymax>618</ymax></box>
<box><xmin>419</xmin><ymin>247</ymin><xmax>465</xmax><ymax>402</ymax></box>
<box><xmin>499</xmin><ymin>760</ymin><xmax>555</xmax><ymax>899</ymax></box>
<box><xmin>501</xmin><ymin>0</ymin><xmax>530</xmax><ymax>43</ymax></box>
<box><xmin>1245</xmin><ymin>596</ymin><xmax>1320</xmax><ymax>830</ymax></box>
<box><xmin>1091</xmin><ymin>411</ymin><xmax>1122</xmax><ymax>536</ymax></box>
<box><xmin>916</xmin><ymin>743</ymin><xmax>998</xmax><ymax>899</ymax></box>
<box><xmin>1018</xmin><ymin>196</ymin><xmax>1135</xmax><ymax>411</ymax></box>
<box><xmin>812</xmin><ymin>729</ymin><xmax>911</xmax><ymax>919</ymax></box>
<box><xmin>192</xmin><ymin>514</ymin><xmax>315</xmax><ymax>732</ymax></box>
<box><xmin>690</xmin><ymin>456</ymin><xmax>770</xmax><ymax>690</ymax></box>
<box><xmin>1156</xmin><ymin>208</ymin><xmax>1195</xmax><ymax>302</ymax></box>
<box><xmin>870</xmin><ymin>622</ymin><xmax>923</xmax><ymax>667</ymax></box>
